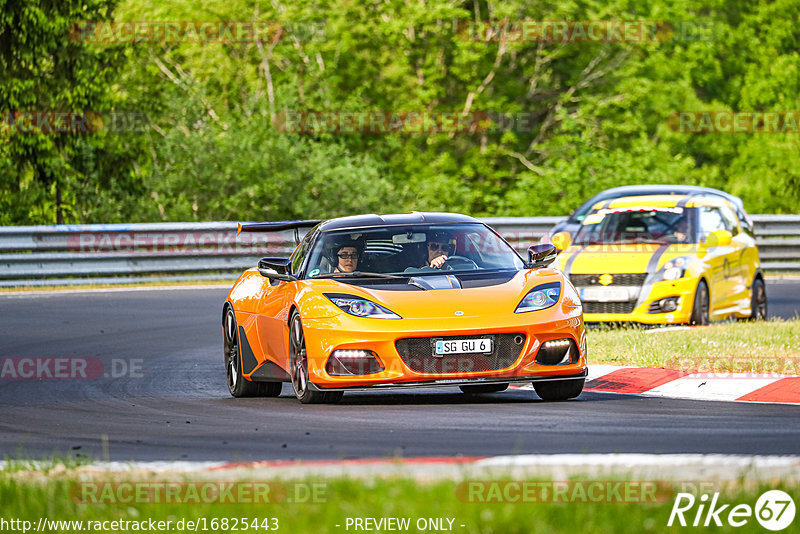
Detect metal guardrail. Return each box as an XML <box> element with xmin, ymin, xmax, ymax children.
<box><xmin>0</xmin><ymin>215</ymin><xmax>797</xmax><ymax>286</ymax></box>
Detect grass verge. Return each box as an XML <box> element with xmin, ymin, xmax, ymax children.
<box><xmin>0</xmin><ymin>470</ymin><xmax>796</xmax><ymax>533</ymax></box>
<box><xmin>588</xmin><ymin>319</ymin><xmax>800</xmax><ymax>374</ymax></box>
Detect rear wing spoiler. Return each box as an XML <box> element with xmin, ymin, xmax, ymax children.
<box><xmin>237</xmin><ymin>220</ymin><xmax>323</xmax><ymax>243</ymax></box>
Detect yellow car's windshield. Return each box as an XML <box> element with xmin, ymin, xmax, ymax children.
<box><xmin>575</xmin><ymin>207</ymin><xmax>697</xmax><ymax>245</ymax></box>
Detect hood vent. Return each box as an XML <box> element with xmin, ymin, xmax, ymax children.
<box><xmin>407</xmin><ymin>275</ymin><xmax>462</xmax><ymax>291</ymax></box>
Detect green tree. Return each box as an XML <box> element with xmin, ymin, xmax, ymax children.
<box><xmin>0</xmin><ymin>0</ymin><xmax>137</xmax><ymax>224</ymax></box>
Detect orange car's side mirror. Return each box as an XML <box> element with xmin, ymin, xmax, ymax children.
<box><xmin>257</xmin><ymin>257</ymin><xmax>297</xmax><ymax>282</ymax></box>
<box><xmin>527</xmin><ymin>244</ymin><xmax>558</xmax><ymax>269</ymax></box>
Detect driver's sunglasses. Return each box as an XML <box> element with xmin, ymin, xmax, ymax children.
<box><xmin>337</xmin><ymin>252</ymin><xmax>359</xmax><ymax>260</ymax></box>
<box><xmin>427</xmin><ymin>242</ymin><xmax>453</xmax><ymax>253</ymax></box>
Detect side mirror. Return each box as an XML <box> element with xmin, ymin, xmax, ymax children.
<box><xmin>705</xmin><ymin>229</ymin><xmax>733</xmax><ymax>248</ymax></box>
<box><xmin>550</xmin><ymin>231</ymin><xmax>572</xmax><ymax>252</ymax></box>
<box><xmin>527</xmin><ymin>244</ymin><xmax>558</xmax><ymax>269</ymax></box>
<box><xmin>257</xmin><ymin>257</ymin><xmax>296</xmax><ymax>281</ymax></box>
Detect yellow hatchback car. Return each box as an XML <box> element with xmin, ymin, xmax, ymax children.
<box><xmin>551</xmin><ymin>194</ymin><xmax>766</xmax><ymax>325</ymax></box>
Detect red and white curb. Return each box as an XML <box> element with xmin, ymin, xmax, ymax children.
<box><xmin>577</xmin><ymin>365</ymin><xmax>799</xmax><ymax>404</ymax></box>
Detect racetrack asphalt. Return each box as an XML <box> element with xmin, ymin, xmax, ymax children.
<box><xmin>0</xmin><ymin>281</ymin><xmax>798</xmax><ymax>462</ymax></box>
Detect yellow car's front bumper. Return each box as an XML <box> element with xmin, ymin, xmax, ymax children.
<box><xmin>581</xmin><ymin>276</ymin><xmax>699</xmax><ymax>324</ymax></box>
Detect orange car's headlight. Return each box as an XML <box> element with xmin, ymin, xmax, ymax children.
<box><xmin>515</xmin><ymin>282</ymin><xmax>560</xmax><ymax>313</ymax></box>
<box><xmin>324</xmin><ymin>293</ymin><xmax>402</xmax><ymax>319</ymax></box>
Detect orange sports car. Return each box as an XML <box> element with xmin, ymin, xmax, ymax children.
<box><xmin>223</xmin><ymin>212</ymin><xmax>586</xmax><ymax>403</ymax></box>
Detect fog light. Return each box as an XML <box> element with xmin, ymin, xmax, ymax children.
<box><xmin>326</xmin><ymin>350</ymin><xmax>384</xmax><ymax>376</ymax></box>
<box><xmin>649</xmin><ymin>296</ymin><xmax>680</xmax><ymax>314</ymax></box>
<box><xmin>660</xmin><ymin>297</ymin><xmax>679</xmax><ymax>312</ymax></box>
<box><xmin>536</xmin><ymin>338</ymin><xmax>579</xmax><ymax>366</ymax></box>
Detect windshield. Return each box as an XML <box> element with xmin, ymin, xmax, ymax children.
<box><xmin>304</xmin><ymin>223</ymin><xmax>525</xmax><ymax>277</ymax></box>
<box><xmin>574</xmin><ymin>207</ymin><xmax>697</xmax><ymax>245</ymax></box>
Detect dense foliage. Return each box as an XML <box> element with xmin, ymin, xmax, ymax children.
<box><xmin>2</xmin><ymin>0</ymin><xmax>799</xmax><ymax>224</ymax></box>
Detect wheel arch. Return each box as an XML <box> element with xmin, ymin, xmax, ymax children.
<box><xmin>694</xmin><ymin>275</ymin><xmax>710</xmax><ymax>296</ymax></box>
<box><xmin>288</xmin><ymin>303</ymin><xmax>299</xmax><ymax>327</ymax></box>
<box><xmin>222</xmin><ymin>300</ymin><xmax>234</xmax><ymax>326</ymax></box>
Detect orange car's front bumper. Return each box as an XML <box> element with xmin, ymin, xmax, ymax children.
<box><xmin>300</xmin><ymin>309</ymin><xmax>587</xmax><ymax>390</ymax></box>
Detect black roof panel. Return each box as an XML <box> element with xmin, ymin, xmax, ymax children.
<box><xmin>318</xmin><ymin>211</ymin><xmax>479</xmax><ymax>231</ymax></box>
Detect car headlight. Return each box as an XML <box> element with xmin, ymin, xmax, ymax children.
<box><xmin>655</xmin><ymin>256</ymin><xmax>691</xmax><ymax>282</ymax></box>
<box><xmin>324</xmin><ymin>293</ymin><xmax>401</xmax><ymax>319</ymax></box>
<box><xmin>515</xmin><ymin>282</ymin><xmax>561</xmax><ymax>313</ymax></box>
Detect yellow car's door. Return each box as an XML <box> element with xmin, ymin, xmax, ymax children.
<box><xmin>698</xmin><ymin>205</ymin><xmax>739</xmax><ymax>316</ymax></box>
<box><xmin>719</xmin><ymin>202</ymin><xmax>758</xmax><ymax>312</ymax></box>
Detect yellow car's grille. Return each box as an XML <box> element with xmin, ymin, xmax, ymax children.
<box><xmin>583</xmin><ymin>301</ymin><xmax>637</xmax><ymax>314</ymax></box>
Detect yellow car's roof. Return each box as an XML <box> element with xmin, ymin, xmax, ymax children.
<box><xmin>591</xmin><ymin>194</ymin><xmax>732</xmax><ymax>210</ymax></box>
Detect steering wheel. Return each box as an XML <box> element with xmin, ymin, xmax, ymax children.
<box><xmin>441</xmin><ymin>255</ymin><xmax>479</xmax><ymax>271</ymax></box>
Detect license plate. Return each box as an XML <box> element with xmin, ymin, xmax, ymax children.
<box><xmin>580</xmin><ymin>287</ymin><xmax>630</xmax><ymax>302</ymax></box>
<box><xmin>435</xmin><ymin>338</ymin><xmax>493</xmax><ymax>355</ymax></box>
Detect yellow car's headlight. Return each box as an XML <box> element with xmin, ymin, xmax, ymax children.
<box><xmin>655</xmin><ymin>256</ymin><xmax>692</xmax><ymax>282</ymax></box>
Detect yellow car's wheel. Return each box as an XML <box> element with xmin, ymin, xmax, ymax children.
<box><xmin>749</xmin><ymin>277</ymin><xmax>767</xmax><ymax>320</ymax></box>
<box><xmin>690</xmin><ymin>280</ymin><xmax>710</xmax><ymax>325</ymax></box>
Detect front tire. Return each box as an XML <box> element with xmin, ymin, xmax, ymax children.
<box><xmin>533</xmin><ymin>378</ymin><xmax>584</xmax><ymax>401</ymax></box>
<box><xmin>690</xmin><ymin>280</ymin><xmax>710</xmax><ymax>325</ymax></box>
<box><xmin>224</xmin><ymin>308</ymin><xmax>279</xmax><ymax>397</ymax></box>
<box><xmin>749</xmin><ymin>277</ymin><xmax>767</xmax><ymax>320</ymax></box>
<box><xmin>289</xmin><ymin>312</ymin><xmax>342</xmax><ymax>404</ymax></box>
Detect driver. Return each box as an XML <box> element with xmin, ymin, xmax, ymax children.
<box><xmin>672</xmin><ymin>215</ymin><xmax>691</xmax><ymax>243</ymax></box>
<box><xmin>424</xmin><ymin>231</ymin><xmax>456</xmax><ymax>269</ymax></box>
<box><xmin>326</xmin><ymin>238</ymin><xmax>363</xmax><ymax>273</ymax></box>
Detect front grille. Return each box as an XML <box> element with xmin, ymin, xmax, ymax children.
<box><xmin>569</xmin><ymin>273</ymin><xmax>647</xmax><ymax>286</ymax></box>
<box><xmin>583</xmin><ymin>301</ymin><xmax>637</xmax><ymax>314</ymax></box>
<box><xmin>395</xmin><ymin>333</ymin><xmax>526</xmax><ymax>374</ymax></box>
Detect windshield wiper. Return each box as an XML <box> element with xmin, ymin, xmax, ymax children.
<box><xmin>312</xmin><ymin>271</ymin><xmax>404</xmax><ymax>279</ymax></box>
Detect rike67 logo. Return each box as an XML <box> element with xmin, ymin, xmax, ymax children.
<box><xmin>668</xmin><ymin>490</ymin><xmax>795</xmax><ymax>531</ymax></box>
